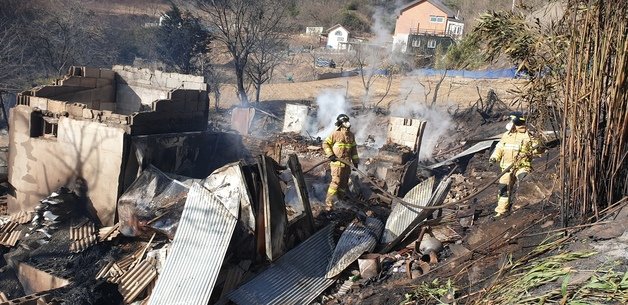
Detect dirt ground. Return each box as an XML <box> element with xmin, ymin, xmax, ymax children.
<box><xmin>218</xmin><ymin>74</ymin><xmax>525</xmax><ymax>110</ymax></box>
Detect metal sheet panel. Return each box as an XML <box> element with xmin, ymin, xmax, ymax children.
<box><xmin>231</xmin><ymin>107</ymin><xmax>256</xmax><ymax>135</ymax></box>
<box><xmin>428</xmin><ymin>139</ymin><xmax>498</xmax><ymax>169</ymax></box>
<box><xmin>229</xmin><ymin>225</ymin><xmax>336</xmax><ymax>305</ymax></box>
<box><xmin>148</xmin><ymin>183</ymin><xmax>238</xmax><ymax>305</ymax></box>
<box><xmin>258</xmin><ymin>155</ymin><xmax>288</xmax><ymax>261</ymax></box>
<box><xmin>202</xmin><ymin>162</ymin><xmax>255</xmax><ymax>231</ymax></box>
<box><xmin>381</xmin><ymin>177</ymin><xmax>435</xmax><ymax>245</ymax></box>
<box><xmin>326</xmin><ymin>217</ymin><xmax>384</xmax><ymax>278</ymax></box>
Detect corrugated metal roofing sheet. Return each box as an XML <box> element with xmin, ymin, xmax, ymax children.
<box><xmin>69</xmin><ymin>221</ymin><xmax>98</xmax><ymax>253</ymax></box>
<box><xmin>69</xmin><ymin>235</ymin><xmax>97</xmax><ymax>253</ymax></box>
<box><xmin>98</xmin><ymin>226</ymin><xmax>120</xmax><ymax>242</ymax></box>
<box><xmin>430</xmin><ymin>177</ymin><xmax>453</xmax><ymax>207</ymax></box>
<box><xmin>119</xmin><ymin>260</ymin><xmax>158</xmax><ymax>304</ymax></box>
<box><xmin>70</xmin><ymin>222</ymin><xmax>96</xmax><ymax>240</ymax></box>
<box><xmin>9</xmin><ymin>211</ymin><xmax>32</xmax><ymax>224</ymax></box>
<box><xmin>326</xmin><ymin>217</ymin><xmax>383</xmax><ymax>278</ymax></box>
<box><xmin>0</xmin><ymin>221</ymin><xmax>18</xmax><ymax>233</ymax></box>
<box><xmin>148</xmin><ymin>182</ymin><xmax>238</xmax><ymax>305</ymax></box>
<box><xmin>229</xmin><ymin>225</ymin><xmax>336</xmax><ymax>305</ymax></box>
<box><xmin>427</xmin><ymin>139</ymin><xmax>498</xmax><ymax>169</ymax></box>
<box><xmin>381</xmin><ymin>177</ymin><xmax>435</xmax><ymax>245</ymax></box>
<box><xmin>117</xmin><ymin>253</ymin><xmax>136</xmax><ymax>272</ymax></box>
<box><xmin>0</xmin><ymin>230</ymin><xmax>21</xmax><ymax>247</ymax></box>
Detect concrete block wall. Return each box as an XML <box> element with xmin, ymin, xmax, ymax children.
<box><xmin>8</xmin><ymin>105</ymin><xmax>127</xmax><ymax>225</ymax></box>
<box><xmin>387</xmin><ymin>117</ymin><xmax>426</xmax><ymax>151</ymax></box>
<box><xmin>112</xmin><ymin>65</ymin><xmax>207</xmax><ymax>115</ymax></box>
<box><xmin>282</xmin><ymin>104</ymin><xmax>309</xmax><ymax>133</ymax></box>
<box><xmin>21</xmin><ymin>67</ymin><xmax>117</xmax><ymax>111</ymax></box>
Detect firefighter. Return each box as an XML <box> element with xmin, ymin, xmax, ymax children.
<box><xmin>322</xmin><ymin>114</ymin><xmax>359</xmax><ymax>209</ymax></box>
<box><xmin>489</xmin><ymin>112</ymin><xmax>538</xmax><ymax>217</ymax></box>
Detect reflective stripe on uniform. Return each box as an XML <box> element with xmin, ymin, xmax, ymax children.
<box><xmin>325</xmin><ymin>137</ymin><xmax>334</xmax><ymax>145</ymax></box>
<box><xmin>352</xmin><ymin>155</ymin><xmax>359</xmax><ymax>160</ymax></box>
<box><xmin>330</xmin><ymin>161</ymin><xmax>345</xmax><ymax>167</ymax></box>
<box><xmin>504</xmin><ymin>143</ymin><xmax>521</xmax><ymax>150</ymax></box>
<box><xmin>327</xmin><ymin>187</ymin><xmax>344</xmax><ymax>195</ymax></box>
<box><xmin>333</xmin><ymin>142</ymin><xmax>356</xmax><ymax>149</ymax></box>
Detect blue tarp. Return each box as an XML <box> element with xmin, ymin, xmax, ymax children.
<box><xmin>414</xmin><ymin>68</ymin><xmax>520</xmax><ymax>79</ymax></box>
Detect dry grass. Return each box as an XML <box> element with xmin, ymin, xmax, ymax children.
<box><xmin>217</xmin><ymin>75</ymin><xmax>524</xmax><ymax>109</ymax></box>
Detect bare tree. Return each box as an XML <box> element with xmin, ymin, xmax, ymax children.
<box><xmin>0</xmin><ymin>24</ymin><xmax>26</xmax><ymax>91</ymax></box>
<box><xmin>246</xmin><ymin>35</ymin><xmax>286</xmax><ymax>103</ymax></box>
<box><xmin>354</xmin><ymin>44</ymin><xmax>389</xmax><ymax>109</ymax></box>
<box><xmin>196</xmin><ymin>0</ymin><xmax>292</xmax><ymax>105</ymax></box>
<box><xmin>26</xmin><ymin>0</ymin><xmax>109</xmax><ymax>77</ymax></box>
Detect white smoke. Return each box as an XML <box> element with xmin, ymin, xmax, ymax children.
<box><xmin>306</xmin><ymin>90</ymin><xmax>350</xmax><ymax>139</ymax></box>
<box><xmin>304</xmin><ymin>1</ymin><xmax>454</xmax><ymax>161</ymax></box>
<box><xmin>390</xmin><ymin>75</ymin><xmax>454</xmax><ymax>160</ymax></box>
<box><xmin>305</xmin><ymin>90</ymin><xmax>387</xmax><ymax>147</ymax></box>
<box><xmin>352</xmin><ymin>111</ymin><xmax>387</xmax><ymax>147</ymax></box>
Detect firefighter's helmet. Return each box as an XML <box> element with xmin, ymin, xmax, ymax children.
<box><xmin>335</xmin><ymin>114</ymin><xmax>350</xmax><ymax>126</ymax></box>
<box><xmin>510</xmin><ymin>112</ymin><xmax>526</xmax><ymax>126</ymax></box>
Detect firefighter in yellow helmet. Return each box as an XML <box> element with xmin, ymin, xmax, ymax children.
<box><xmin>489</xmin><ymin>112</ymin><xmax>538</xmax><ymax>217</ymax></box>
<box><xmin>322</xmin><ymin>114</ymin><xmax>359</xmax><ymax>208</ymax></box>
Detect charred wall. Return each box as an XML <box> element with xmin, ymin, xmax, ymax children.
<box><xmin>7</xmin><ymin>66</ymin><xmax>212</xmax><ymax>226</ymax></box>
<box><xmin>7</xmin><ymin>105</ymin><xmax>126</xmax><ymax>225</ymax></box>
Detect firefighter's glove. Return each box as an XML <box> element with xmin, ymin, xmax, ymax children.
<box><xmin>489</xmin><ymin>158</ymin><xmax>497</xmax><ymax>167</ymax></box>
<box><xmin>328</xmin><ymin>155</ymin><xmax>338</xmax><ymax>162</ymax></box>
<box><xmin>516</xmin><ymin>172</ymin><xmax>528</xmax><ymax>181</ymax></box>
<box><xmin>353</xmin><ymin>161</ymin><xmax>359</xmax><ymax>168</ymax></box>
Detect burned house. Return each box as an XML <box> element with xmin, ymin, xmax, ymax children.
<box><xmin>7</xmin><ymin>66</ymin><xmax>247</xmax><ymax>225</ymax></box>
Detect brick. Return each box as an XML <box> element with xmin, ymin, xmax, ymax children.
<box><xmin>67</xmin><ymin>103</ymin><xmax>85</xmax><ymax>118</ymax></box>
<box><xmin>30</xmin><ymin>97</ymin><xmax>48</xmax><ymax>110</ymax></box>
<box><xmin>47</xmin><ymin>100</ymin><xmax>66</xmax><ymax>113</ymax></box>
<box><xmin>186</xmin><ymin>90</ymin><xmax>200</xmax><ymax>102</ymax></box>
<box><xmin>96</xmin><ymin>78</ymin><xmax>113</xmax><ymax>87</ymax></box>
<box><xmin>169</xmin><ymin>90</ymin><xmax>186</xmax><ymax>101</ymax></box>
<box><xmin>152</xmin><ymin>99</ymin><xmax>181</xmax><ymax>112</ymax></box>
<box><xmin>184</xmin><ymin>99</ymin><xmax>197</xmax><ymax>112</ymax></box>
<box><xmin>166</xmin><ymin>77</ymin><xmax>184</xmax><ymax>89</ymax></box>
<box><xmin>389</xmin><ymin>116</ymin><xmax>405</xmax><ymax>126</ymax></box>
<box><xmin>79</xmin><ymin>77</ymin><xmax>97</xmax><ymax>88</ymax></box>
<box><xmin>61</xmin><ymin>77</ymin><xmax>82</xmax><ymax>87</ymax></box>
<box><xmin>89</xmin><ymin>100</ymin><xmax>101</xmax><ymax>110</ymax></box>
<box><xmin>99</xmin><ymin>69</ymin><xmax>115</xmax><ymax>79</ymax></box>
<box><xmin>82</xmin><ymin>67</ymin><xmax>101</xmax><ymax>78</ymax></box>
<box><xmin>82</xmin><ymin>108</ymin><xmax>94</xmax><ymax>119</ymax></box>
<box><xmin>182</xmin><ymin>81</ymin><xmax>206</xmax><ymax>91</ymax></box>
<box><xmin>100</xmin><ymin>102</ymin><xmax>116</xmax><ymax>111</ymax></box>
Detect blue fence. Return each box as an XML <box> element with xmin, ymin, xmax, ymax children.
<box><xmin>414</xmin><ymin>68</ymin><xmax>519</xmax><ymax>79</ymax></box>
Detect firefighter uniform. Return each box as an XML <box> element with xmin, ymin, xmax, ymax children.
<box><xmin>323</xmin><ymin>126</ymin><xmax>359</xmax><ymax>208</ymax></box>
<box><xmin>490</xmin><ymin>124</ymin><xmax>537</xmax><ymax>216</ymax></box>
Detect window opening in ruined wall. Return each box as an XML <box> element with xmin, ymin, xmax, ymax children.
<box><xmin>30</xmin><ymin>112</ymin><xmax>58</xmax><ymax>139</ymax></box>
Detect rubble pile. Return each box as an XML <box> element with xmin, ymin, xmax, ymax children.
<box><xmin>0</xmin><ymin>66</ymin><xmax>588</xmax><ymax>305</ymax></box>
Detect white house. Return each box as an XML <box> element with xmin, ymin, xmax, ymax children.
<box><xmin>325</xmin><ymin>24</ymin><xmax>350</xmax><ymax>50</ymax></box>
